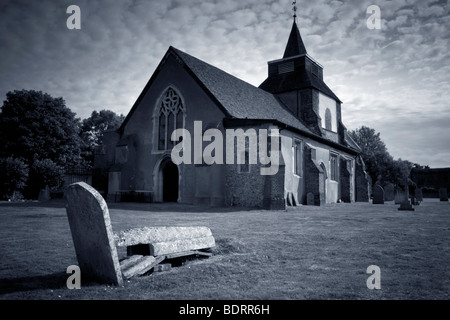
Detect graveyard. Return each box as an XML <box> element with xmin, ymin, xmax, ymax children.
<box><xmin>0</xmin><ymin>196</ymin><xmax>449</xmax><ymax>300</ymax></box>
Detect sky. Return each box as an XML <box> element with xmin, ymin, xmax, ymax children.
<box><xmin>0</xmin><ymin>0</ymin><xmax>449</xmax><ymax>168</ymax></box>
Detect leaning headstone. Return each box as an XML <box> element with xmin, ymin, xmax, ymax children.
<box><xmin>65</xmin><ymin>182</ymin><xmax>124</xmax><ymax>286</ymax></box>
<box><xmin>306</xmin><ymin>192</ymin><xmax>315</xmax><ymax>206</ymax></box>
<box><xmin>383</xmin><ymin>183</ymin><xmax>395</xmax><ymax>201</ymax></box>
<box><xmin>373</xmin><ymin>184</ymin><xmax>384</xmax><ymax>204</ymax></box>
<box><xmin>439</xmin><ymin>188</ymin><xmax>448</xmax><ymax>201</ymax></box>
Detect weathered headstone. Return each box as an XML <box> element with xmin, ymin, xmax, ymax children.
<box><xmin>383</xmin><ymin>183</ymin><xmax>395</xmax><ymax>201</ymax></box>
<box><xmin>398</xmin><ymin>198</ymin><xmax>414</xmax><ymax>211</ymax></box>
<box><xmin>38</xmin><ymin>185</ymin><xmax>51</xmax><ymax>202</ymax></box>
<box><xmin>398</xmin><ymin>178</ymin><xmax>414</xmax><ymax>211</ymax></box>
<box><xmin>65</xmin><ymin>182</ymin><xmax>124</xmax><ymax>286</ymax></box>
<box><xmin>415</xmin><ymin>187</ymin><xmax>423</xmax><ymax>202</ymax></box>
<box><xmin>395</xmin><ymin>190</ymin><xmax>408</xmax><ymax>204</ymax></box>
<box><xmin>306</xmin><ymin>192</ymin><xmax>315</xmax><ymax>206</ymax></box>
<box><xmin>373</xmin><ymin>184</ymin><xmax>384</xmax><ymax>204</ymax></box>
<box><xmin>439</xmin><ymin>188</ymin><xmax>448</xmax><ymax>201</ymax></box>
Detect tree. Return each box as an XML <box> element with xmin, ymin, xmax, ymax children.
<box><xmin>350</xmin><ymin>126</ymin><xmax>392</xmax><ymax>185</ymax></box>
<box><xmin>350</xmin><ymin>126</ymin><xmax>416</xmax><ymax>188</ymax></box>
<box><xmin>80</xmin><ymin>109</ymin><xmax>124</xmax><ymax>167</ymax></box>
<box><xmin>28</xmin><ymin>159</ymin><xmax>65</xmax><ymax>193</ymax></box>
<box><xmin>0</xmin><ymin>90</ymin><xmax>83</xmax><ymax>168</ymax></box>
<box><xmin>0</xmin><ymin>157</ymin><xmax>29</xmax><ymax>200</ymax></box>
<box><xmin>0</xmin><ymin>90</ymin><xmax>83</xmax><ymax>198</ymax></box>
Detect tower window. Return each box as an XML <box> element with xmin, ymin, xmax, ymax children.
<box><xmin>312</xmin><ymin>64</ymin><xmax>319</xmax><ymax>77</ymax></box>
<box><xmin>278</xmin><ymin>61</ymin><xmax>294</xmax><ymax>74</ymax></box>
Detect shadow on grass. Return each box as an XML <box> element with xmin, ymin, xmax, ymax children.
<box><xmin>0</xmin><ymin>272</ymin><xmax>110</xmax><ymax>295</ymax></box>
<box><xmin>0</xmin><ymin>272</ymin><xmax>68</xmax><ymax>295</ymax></box>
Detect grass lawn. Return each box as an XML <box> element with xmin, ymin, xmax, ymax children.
<box><xmin>0</xmin><ymin>199</ymin><xmax>449</xmax><ymax>300</ymax></box>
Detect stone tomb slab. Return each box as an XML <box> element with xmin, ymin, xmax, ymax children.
<box><xmin>115</xmin><ymin>226</ymin><xmax>216</xmax><ymax>257</ymax></box>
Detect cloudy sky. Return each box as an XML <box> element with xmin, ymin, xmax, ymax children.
<box><xmin>1</xmin><ymin>0</ymin><xmax>449</xmax><ymax>168</ymax></box>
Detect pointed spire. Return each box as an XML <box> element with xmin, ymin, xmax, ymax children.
<box><xmin>282</xmin><ymin>21</ymin><xmax>307</xmax><ymax>58</ymax></box>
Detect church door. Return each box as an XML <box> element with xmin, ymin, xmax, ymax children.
<box><xmin>162</xmin><ymin>160</ymin><xmax>179</xmax><ymax>202</ymax></box>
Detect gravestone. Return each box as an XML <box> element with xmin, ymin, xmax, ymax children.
<box><xmin>398</xmin><ymin>198</ymin><xmax>414</xmax><ymax>211</ymax></box>
<box><xmin>398</xmin><ymin>178</ymin><xmax>414</xmax><ymax>211</ymax></box>
<box><xmin>65</xmin><ymin>182</ymin><xmax>124</xmax><ymax>286</ymax></box>
<box><xmin>439</xmin><ymin>188</ymin><xmax>448</xmax><ymax>201</ymax></box>
<box><xmin>373</xmin><ymin>184</ymin><xmax>384</xmax><ymax>204</ymax></box>
<box><xmin>415</xmin><ymin>187</ymin><xmax>423</xmax><ymax>202</ymax></box>
<box><xmin>38</xmin><ymin>185</ymin><xmax>51</xmax><ymax>202</ymax></box>
<box><xmin>395</xmin><ymin>190</ymin><xmax>408</xmax><ymax>204</ymax></box>
<box><xmin>306</xmin><ymin>192</ymin><xmax>315</xmax><ymax>206</ymax></box>
<box><xmin>383</xmin><ymin>183</ymin><xmax>395</xmax><ymax>201</ymax></box>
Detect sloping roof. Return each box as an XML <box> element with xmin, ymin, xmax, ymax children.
<box><xmin>344</xmin><ymin>131</ymin><xmax>362</xmax><ymax>152</ymax></box>
<box><xmin>259</xmin><ymin>67</ymin><xmax>341</xmax><ymax>102</ymax></box>
<box><xmin>170</xmin><ymin>47</ymin><xmax>314</xmax><ymax>134</ymax></box>
<box><xmin>119</xmin><ymin>46</ymin><xmax>358</xmax><ymax>154</ymax></box>
<box><xmin>283</xmin><ymin>21</ymin><xmax>307</xmax><ymax>58</ymax></box>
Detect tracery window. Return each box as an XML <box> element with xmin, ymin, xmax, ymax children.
<box><xmin>157</xmin><ymin>88</ymin><xmax>185</xmax><ymax>151</ymax></box>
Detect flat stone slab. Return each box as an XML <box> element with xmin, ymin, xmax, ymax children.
<box><xmin>114</xmin><ymin>226</ymin><xmax>213</xmax><ymax>247</ymax></box>
<box><xmin>149</xmin><ymin>236</ymin><xmax>216</xmax><ymax>256</ymax></box>
<box><xmin>120</xmin><ymin>255</ymin><xmax>157</xmax><ymax>279</ymax></box>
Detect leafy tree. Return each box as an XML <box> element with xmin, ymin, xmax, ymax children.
<box><xmin>0</xmin><ymin>157</ymin><xmax>29</xmax><ymax>200</ymax></box>
<box><xmin>350</xmin><ymin>126</ymin><xmax>415</xmax><ymax>187</ymax></box>
<box><xmin>0</xmin><ymin>90</ymin><xmax>83</xmax><ymax>198</ymax></box>
<box><xmin>28</xmin><ymin>159</ymin><xmax>65</xmax><ymax>196</ymax></box>
<box><xmin>350</xmin><ymin>126</ymin><xmax>391</xmax><ymax>185</ymax></box>
<box><xmin>0</xmin><ymin>90</ymin><xmax>83</xmax><ymax>168</ymax></box>
<box><xmin>80</xmin><ymin>109</ymin><xmax>124</xmax><ymax>167</ymax></box>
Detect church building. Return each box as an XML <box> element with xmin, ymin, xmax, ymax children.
<box><xmin>94</xmin><ymin>20</ymin><xmax>370</xmax><ymax>209</ymax></box>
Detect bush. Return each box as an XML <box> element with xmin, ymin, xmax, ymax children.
<box><xmin>0</xmin><ymin>157</ymin><xmax>29</xmax><ymax>200</ymax></box>
<box><xmin>25</xmin><ymin>159</ymin><xmax>65</xmax><ymax>199</ymax></box>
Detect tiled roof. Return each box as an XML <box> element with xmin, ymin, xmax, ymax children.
<box><xmin>258</xmin><ymin>68</ymin><xmax>341</xmax><ymax>102</ymax></box>
<box><xmin>171</xmin><ymin>47</ymin><xmax>314</xmax><ymax>134</ymax></box>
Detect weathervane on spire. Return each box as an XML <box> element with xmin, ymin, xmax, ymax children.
<box><xmin>292</xmin><ymin>1</ymin><xmax>297</xmax><ymax>22</ymax></box>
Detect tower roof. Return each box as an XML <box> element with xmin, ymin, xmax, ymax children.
<box><xmin>283</xmin><ymin>21</ymin><xmax>307</xmax><ymax>58</ymax></box>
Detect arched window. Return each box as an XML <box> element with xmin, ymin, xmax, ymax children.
<box><xmin>157</xmin><ymin>88</ymin><xmax>185</xmax><ymax>151</ymax></box>
<box><xmin>325</xmin><ymin>108</ymin><xmax>332</xmax><ymax>131</ymax></box>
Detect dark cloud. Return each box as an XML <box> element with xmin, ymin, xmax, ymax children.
<box><xmin>0</xmin><ymin>0</ymin><xmax>449</xmax><ymax>168</ymax></box>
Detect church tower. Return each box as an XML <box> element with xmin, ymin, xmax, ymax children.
<box><xmin>259</xmin><ymin>20</ymin><xmax>344</xmax><ymax>145</ymax></box>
